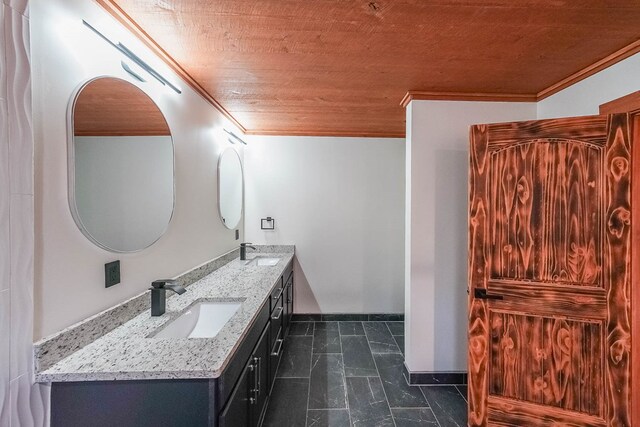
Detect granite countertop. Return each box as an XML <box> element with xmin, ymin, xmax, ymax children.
<box><xmin>35</xmin><ymin>251</ymin><xmax>294</xmax><ymax>383</ymax></box>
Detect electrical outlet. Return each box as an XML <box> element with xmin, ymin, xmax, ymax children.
<box><xmin>105</xmin><ymin>260</ymin><xmax>121</xmax><ymax>288</ymax></box>
<box><xmin>235</xmin><ymin>229</ymin><xmax>240</xmax><ymax>240</ymax></box>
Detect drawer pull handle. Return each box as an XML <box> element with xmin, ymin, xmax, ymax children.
<box><xmin>273</xmin><ymin>288</ymin><xmax>283</xmax><ymax>302</ymax></box>
<box><xmin>253</xmin><ymin>357</ymin><xmax>262</xmax><ymax>398</ymax></box>
<box><xmin>271</xmin><ymin>338</ymin><xmax>284</xmax><ymax>357</ymax></box>
<box><xmin>271</xmin><ymin>306</ymin><xmax>283</xmax><ymax>320</ymax></box>
<box><xmin>249</xmin><ymin>360</ymin><xmax>258</xmax><ymax>405</ymax></box>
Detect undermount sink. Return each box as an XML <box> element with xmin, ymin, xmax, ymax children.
<box><xmin>153</xmin><ymin>301</ymin><xmax>242</xmax><ymax>339</ymax></box>
<box><xmin>251</xmin><ymin>256</ymin><xmax>281</xmax><ymax>266</ymax></box>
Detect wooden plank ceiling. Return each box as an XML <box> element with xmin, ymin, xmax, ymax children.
<box><xmin>99</xmin><ymin>0</ymin><xmax>640</xmax><ymax>137</ymax></box>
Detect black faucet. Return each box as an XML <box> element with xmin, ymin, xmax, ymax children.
<box><xmin>150</xmin><ymin>279</ymin><xmax>186</xmax><ymax>316</ymax></box>
<box><xmin>240</xmin><ymin>242</ymin><xmax>256</xmax><ymax>261</ymax></box>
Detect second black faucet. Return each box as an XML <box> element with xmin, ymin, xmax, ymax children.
<box><xmin>240</xmin><ymin>242</ymin><xmax>256</xmax><ymax>260</ymax></box>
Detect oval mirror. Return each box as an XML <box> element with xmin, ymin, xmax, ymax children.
<box><xmin>69</xmin><ymin>77</ymin><xmax>174</xmax><ymax>252</ymax></box>
<box><xmin>218</xmin><ymin>147</ymin><xmax>243</xmax><ymax>229</ymax></box>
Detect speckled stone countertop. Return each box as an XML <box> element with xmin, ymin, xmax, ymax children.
<box><xmin>35</xmin><ymin>249</ymin><xmax>294</xmax><ymax>383</ymax></box>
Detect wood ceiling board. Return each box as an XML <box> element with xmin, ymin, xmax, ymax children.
<box><xmin>101</xmin><ymin>0</ymin><xmax>640</xmax><ymax>137</ymax></box>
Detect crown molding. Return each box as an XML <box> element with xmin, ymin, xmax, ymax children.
<box><xmin>403</xmin><ymin>38</ymin><xmax>640</xmax><ymax>108</ymax></box>
<box><xmin>536</xmin><ymin>39</ymin><xmax>640</xmax><ymax>101</ymax></box>
<box><xmin>400</xmin><ymin>91</ymin><xmax>536</xmax><ymax>107</ymax></box>
<box><xmin>244</xmin><ymin>129</ymin><xmax>406</xmax><ymax>138</ymax></box>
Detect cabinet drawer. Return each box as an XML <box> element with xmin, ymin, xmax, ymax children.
<box><xmin>270</xmin><ymin>281</ymin><xmax>284</xmax><ymax>311</ymax></box>
<box><xmin>269</xmin><ymin>306</ymin><xmax>283</xmax><ymax>351</ymax></box>
<box><xmin>270</xmin><ymin>293</ymin><xmax>283</xmax><ymax>318</ymax></box>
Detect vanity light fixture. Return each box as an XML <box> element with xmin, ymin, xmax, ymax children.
<box><xmin>224</xmin><ymin>128</ymin><xmax>248</xmax><ymax>145</ymax></box>
<box><xmin>82</xmin><ymin>20</ymin><xmax>182</xmax><ymax>94</ymax></box>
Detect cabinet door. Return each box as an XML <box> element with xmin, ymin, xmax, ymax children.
<box><xmin>250</xmin><ymin>326</ymin><xmax>270</xmax><ymax>427</ymax></box>
<box><xmin>268</xmin><ymin>326</ymin><xmax>283</xmax><ymax>392</ymax></box>
<box><xmin>284</xmin><ymin>277</ymin><xmax>293</xmax><ymax>333</ymax></box>
<box><xmin>218</xmin><ymin>361</ymin><xmax>251</xmax><ymax>427</ymax></box>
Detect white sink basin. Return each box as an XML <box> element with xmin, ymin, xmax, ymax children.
<box><xmin>154</xmin><ymin>301</ymin><xmax>242</xmax><ymax>339</ymax></box>
<box><xmin>252</xmin><ymin>257</ymin><xmax>281</xmax><ymax>266</ymax></box>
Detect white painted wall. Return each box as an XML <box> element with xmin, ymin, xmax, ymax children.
<box><xmin>537</xmin><ymin>52</ymin><xmax>640</xmax><ymax>119</ymax></box>
<box><xmin>405</xmin><ymin>100</ymin><xmax>537</xmax><ymax>373</ymax></box>
<box><xmin>32</xmin><ymin>0</ymin><xmax>244</xmax><ymax>339</ymax></box>
<box><xmin>74</xmin><ymin>136</ymin><xmax>174</xmax><ymax>252</ymax></box>
<box><xmin>244</xmin><ymin>136</ymin><xmax>405</xmax><ymax>314</ymax></box>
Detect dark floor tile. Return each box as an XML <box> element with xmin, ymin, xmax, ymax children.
<box><xmin>292</xmin><ymin>313</ymin><xmax>322</xmax><ymax>321</ymax></box>
<box><xmin>386</xmin><ymin>321</ymin><xmax>404</xmax><ymax>336</ymax></box>
<box><xmin>394</xmin><ymin>335</ymin><xmax>405</xmax><ymax>356</ymax></box>
<box><xmin>341</xmin><ymin>335</ymin><xmax>378</xmax><ymax>377</ymax></box>
<box><xmin>306</xmin><ymin>409</ymin><xmax>351</xmax><ymax>427</ymax></box>
<box><xmin>322</xmin><ymin>314</ymin><xmax>368</xmax><ymax>321</ymax></box>
<box><xmin>309</xmin><ymin>354</ymin><xmax>347</xmax><ymax>409</ymax></box>
<box><xmin>262</xmin><ymin>378</ymin><xmax>309</xmax><ymax>427</ymax></box>
<box><xmin>420</xmin><ymin>386</ymin><xmax>468</xmax><ymax>427</ymax></box>
<box><xmin>338</xmin><ymin>321</ymin><xmax>365</xmax><ymax>336</ymax></box>
<box><xmin>368</xmin><ymin>314</ymin><xmax>403</xmax><ymax>321</ymax></box>
<box><xmin>456</xmin><ymin>385</ymin><xmax>468</xmax><ymax>402</ymax></box>
<box><xmin>313</xmin><ymin>322</ymin><xmax>341</xmax><ymax>353</ymax></box>
<box><xmin>315</xmin><ymin>321</ymin><xmax>339</xmax><ymax>330</ymax></box>
<box><xmin>276</xmin><ymin>335</ymin><xmax>312</xmax><ymax>378</ymax></box>
<box><xmin>346</xmin><ymin>377</ymin><xmax>394</xmax><ymax>427</ymax></box>
<box><xmin>373</xmin><ymin>353</ymin><xmax>428</xmax><ymax>408</ymax></box>
<box><xmin>364</xmin><ymin>322</ymin><xmax>401</xmax><ymax>354</ymax></box>
<box><xmin>392</xmin><ymin>408</ymin><xmax>439</xmax><ymax>426</ymax></box>
<box><xmin>288</xmin><ymin>321</ymin><xmax>314</xmax><ymax>336</ymax></box>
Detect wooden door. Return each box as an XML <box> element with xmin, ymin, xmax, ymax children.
<box><xmin>468</xmin><ymin>114</ymin><xmax>633</xmax><ymax>426</ymax></box>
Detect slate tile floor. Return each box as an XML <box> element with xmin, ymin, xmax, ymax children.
<box><xmin>263</xmin><ymin>321</ymin><xmax>468</xmax><ymax>427</ymax></box>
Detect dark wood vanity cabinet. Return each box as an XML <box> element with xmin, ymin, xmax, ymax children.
<box><xmin>218</xmin><ymin>259</ymin><xmax>293</xmax><ymax>426</ymax></box>
<box><xmin>51</xmin><ymin>259</ymin><xmax>294</xmax><ymax>427</ymax></box>
<box><xmin>215</xmin><ymin>259</ymin><xmax>295</xmax><ymax>425</ymax></box>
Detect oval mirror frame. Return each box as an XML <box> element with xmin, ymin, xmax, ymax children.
<box><xmin>217</xmin><ymin>147</ymin><xmax>244</xmax><ymax>229</ymax></box>
<box><xmin>67</xmin><ymin>76</ymin><xmax>176</xmax><ymax>253</ymax></box>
